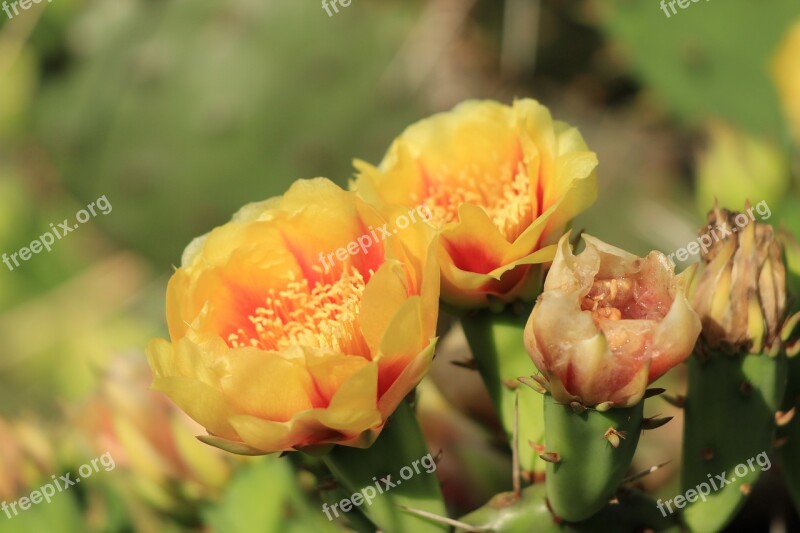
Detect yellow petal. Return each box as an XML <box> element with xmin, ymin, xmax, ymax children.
<box><xmin>360</xmin><ymin>261</ymin><xmax>411</xmax><ymax>354</ymax></box>
<box><xmin>305</xmin><ymin>350</ymin><xmax>372</xmax><ymax>403</ymax></box>
<box><xmin>317</xmin><ymin>362</ymin><xmax>382</xmax><ymax>432</ymax></box>
<box><xmin>378</xmin><ymin>339</ymin><xmax>437</xmax><ymax>419</ymax></box>
<box><xmin>228</xmin><ymin>415</ymin><xmax>294</xmax><ymax>453</ymax></box>
<box><xmin>151</xmin><ymin>376</ymin><xmax>238</xmax><ymax>441</ymax></box>
<box><xmin>220</xmin><ymin>348</ymin><xmax>321</xmax><ymax>422</ymax></box>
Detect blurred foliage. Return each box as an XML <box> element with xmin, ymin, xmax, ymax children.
<box><xmin>77</xmin><ymin>356</ymin><xmax>238</xmax><ymax>524</ymax></box>
<box><xmin>0</xmin><ymin>47</ymin><xmax>36</xmax><ymax>140</ymax></box>
<box><xmin>34</xmin><ymin>0</ymin><xmax>426</xmax><ymax>265</ymax></box>
<box><xmin>203</xmin><ymin>457</ymin><xmax>339</xmax><ymax>533</ymax></box>
<box><xmin>694</xmin><ymin>122</ymin><xmax>789</xmax><ymax>215</ymax></box>
<box><xmin>596</xmin><ymin>0</ymin><xmax>798</xmax><ymax>137</ymax></box>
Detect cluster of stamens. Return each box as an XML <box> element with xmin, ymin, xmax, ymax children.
<box><xmin>582</xmin><ymin>278</ymin><xmax>634</xmax><ymax>322</ymax></box>
<box><xmin>226</xmin><ymin>266</ymin><xmax>370</xmax><ymax>356</ymax></box>
<box><xmin>416</xmin><ymin>155</ymin><xmax>533</xmax><ymax>241</ymax></box>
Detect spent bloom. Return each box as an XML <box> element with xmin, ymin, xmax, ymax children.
<box><xmin>690</xmin><ymin>204</ymin><xmax>787</xmax><ymax>354</ymax></box>
<box><xmin>524</xmin><ymin>234</ymin><xmax>701</xmax><ymax>407</ymax></box>
<box><xmin>354</xmin><ymin>99</ymin><xmax>598</xmax><ymax>308</ymax></box>
<box><xmin>146</xmin><ymin>178</ymin><xmax>439</xmax><ymax>454</ymax></box>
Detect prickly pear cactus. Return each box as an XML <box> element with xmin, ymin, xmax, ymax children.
<box><xmin>681</xmin><ymin>352</ymin><xmax>787</xmax><ymax>532</ymax></box>
<box><xmin>778</xmin><ymin>353</ymin><xmax>800</xmax><ymax>515</ymax></box>
<box><xmin>458</xmin><ymin>483</ymin><xmax>681</xmax><ymax>532</ymax></box>
<box><xmin>541</xmin><ymin>394</ymin><xmax>643</xmax><ymax>522</ymax></box>
<box><xmin>461</xmin><ymin>308</ymin><xmax>546</xmax><ymax>478</ymax></box>
<box><xmin>683</xmin><ymin>205</ymin><xmax>794</xmax><ymax>531</ymax></box>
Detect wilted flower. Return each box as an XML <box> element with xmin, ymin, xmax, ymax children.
<box><xmin>524</xmin><ymin>234</ymin><xmax>700</xmax><ymax>407</ymax></box>
<box><xmin>354</xmin><ymin>99</ymin><xmax>598</xmax><ymax>308</ymax></box>
<box><xmin>691</xmin><ymin>205</ymin><xmax>786</xmax><ymax>354</ymax></box>
<box><xmin>146</xmin><ymin>178</ymin><xmax>439</xmax><ymax>454</ymax></box>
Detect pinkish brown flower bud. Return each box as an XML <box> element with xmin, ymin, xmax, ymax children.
<box><xmin>524</xmin><ymin>233</ymin><xmax>701</xmax><ymax>407</ymax></box>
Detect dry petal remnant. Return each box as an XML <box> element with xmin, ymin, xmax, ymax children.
<box><xmin>227</xmin><ymin>267</ymin><xmax>370</xmax><ymax>356</ymax></box>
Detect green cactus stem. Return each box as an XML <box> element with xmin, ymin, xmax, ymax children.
<box><xmin>457</xmin><ymin>483</ymin><xmax>680</xmax><ymax>532</ymax></box>
<box><xmin>461</xmin><ymin>306</ymin><xmax>545</xmax><ymax>478</ymax></box>
<box><xmin>541</xmin><ymin>394</ymin><xmax>644</xmax><ymax>522</ymax></box>
<box><xmin>778</xmin><ymin>352</ymin><xmax>800</xmax><ymax>514</ymax></box>
<box><xmin>681</xmin><ymin>352</ymin><xmax>787</xmax><ymax>532</ymax></box>
<box><xmin>321</xmin><ymin>401</ymin><xmax>447</xmax><ymax>532</ymax></box>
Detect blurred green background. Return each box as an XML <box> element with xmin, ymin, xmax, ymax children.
<box><xmin>1</xmin><ymin>0</ymin><xmax>799</xmax><ymax>531</ymax></box>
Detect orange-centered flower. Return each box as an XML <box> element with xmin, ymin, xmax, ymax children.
<box><xmin>353</xmin><ymin>99</ymin><xmax>598</xmax><ymax>308</ymax></box>
<box><xmin>524</xmin><ymin>234</ymin><xmax>701</xmax><ymax>408</ymax></box>
<box><xmin>146</xmin><ymin>178</ymin><xmax>439</xmax><ymax>454</ymax></box>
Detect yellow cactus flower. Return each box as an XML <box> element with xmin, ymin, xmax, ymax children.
<box><xmin>353</xmin><ymin>99</ymin><xmax>598</xmax><ymax>308</ymax></box>
<box><xmin>146</xmin><ymin>178</ymin><xmax>440</xmax><ymax>454</ymax></box>
<box><xmin>524</xmin><ymin>234</ymin><xmax>701</xmax><ymax>408</ymax></box>
<box><xmin>773</xmin><ymin>20</ymin><xmax>800</xmax><ymax>144</ymax></box>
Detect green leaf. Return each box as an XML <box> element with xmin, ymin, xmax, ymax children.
<box><xmin>0</xmin><ymin>489</ymin><xmax>86</xmax><ymax>533</ymax></box>
<box><xmin>597</xmin><ymin>0</ymin><xmax>800</xmax><ymax>136</ymax></box>
<box><xmin>203</xmin><ymin>457</ymin><xmax>338</xmax><ymax>533</ymax></box>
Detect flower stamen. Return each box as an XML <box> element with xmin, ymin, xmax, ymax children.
<box><xmin>227</xmin><ymin>267</ymin><xmax>370</xmax><ymax>356</ymax></box>
<box><xmin>416</xmin><ymin>155</ymin><xmax>532</xmax><ymax>241</ymax></box>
